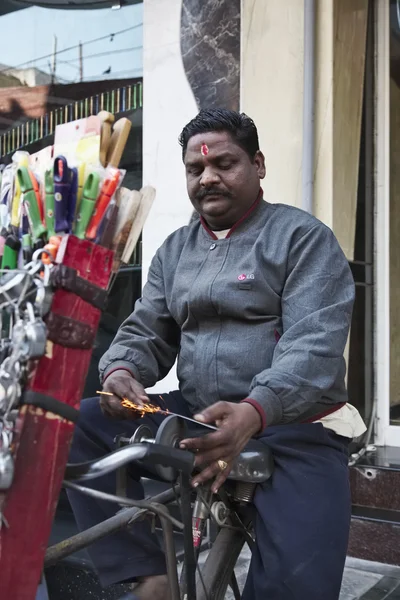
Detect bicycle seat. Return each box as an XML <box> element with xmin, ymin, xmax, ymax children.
<box><xmin>228</xmin><ymin>438</ymin><xmax>274</xmax><ymax>483</ymax></box>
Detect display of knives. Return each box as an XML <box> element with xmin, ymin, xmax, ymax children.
<box><xmin>0</xmin><ymin>111</ymin><xmax>138</xmax><ymax>274</ymax></box>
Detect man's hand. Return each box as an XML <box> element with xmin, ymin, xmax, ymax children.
<box><xmin>100</xmin><ymin>369</ymin><xmax>149</xmax><ymax>419</ymax></box>
<box><xmin>179</xmin><ymin>402</ymin><xmax>262</xmax><ymax>493</ymax></box>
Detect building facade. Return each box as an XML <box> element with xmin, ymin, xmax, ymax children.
<box><xmin>142</xmin><ymin>0</ymin><xmax>399</xmax><ymax>448</ymax></box>
<box><xmin>0</xmin><ymin>0</ymin><xmax>399</xmax><ymax>569</ymax></box>
<box><xmin>140</xmin><ymin>0</ymin><xmax>400</xmax><ymax>564</ymax></box>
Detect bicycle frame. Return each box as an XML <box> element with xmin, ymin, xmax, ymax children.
<box><xmin>45</xmin><ymin>474</ymin><xmax>250</xmax><ymax>600</ymax></box>
<box><xmin>43</xmin><ymin>424</ymin><xmax>266</xmax><ymax>600</ymax></box>
<box><xmin>47</xmin><ymin>481</ymin><xmax>195</xmax><ymax>600</ymax></box>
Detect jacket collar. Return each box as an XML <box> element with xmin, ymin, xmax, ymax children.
<box><xmin>200</xmin><ymin>188</ymin><xmax>263</xmax><ymax>240</ymax></box>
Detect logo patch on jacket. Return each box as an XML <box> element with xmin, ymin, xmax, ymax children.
<box><xmin>237</xmin><ymin>273</ymin><xmax>255</xmax><ymax>281</ymax></box>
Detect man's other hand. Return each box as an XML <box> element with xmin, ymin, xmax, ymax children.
<box><xmin>100</xmin><ymin>369</ymin><xmax>149</xmax><ymax>419</ymax></box>
<box><xmin>179</xmin><ymin>401</ymin><xmax>262</xmax><ymax>493</ymax></box>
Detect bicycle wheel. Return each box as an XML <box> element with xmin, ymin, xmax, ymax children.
<box><xmin>196</xmin><ymin>526</ymin><xmax>246</xmax><ymax>600</ymax></box>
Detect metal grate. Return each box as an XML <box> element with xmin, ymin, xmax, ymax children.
<box><xmin>0</xmin><ymin>81</ymin><xmax>142</xmax><ymax>159</ymax></box>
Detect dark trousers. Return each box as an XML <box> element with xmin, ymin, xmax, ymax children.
<box><xmin>67</xmin><ymin>391</ymin><xmax>351</xmax><ymax>599</ymax></box>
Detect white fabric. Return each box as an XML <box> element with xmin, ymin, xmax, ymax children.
<box><xmin>212</xmin><ymin>229</ymin><xmax>231</xmax><ymax>239</ymax></box>
<box><xmin>316</xmin><ymin>403</ymin><xmax>366</xmax><ymax>439</ymax></box>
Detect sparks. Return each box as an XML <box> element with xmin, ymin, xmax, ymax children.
<box><xmin>121</xmin><ymin>397</ymin><xmax>169</xmax><ymax>416</ymax></box>
<box><xmin>97</xmin><ymin>391</ymin><xmax>218</xmax><ymax>430</ymax></box>
<box><xmin>97</xmin><ymin>391</ymin><xmax>170</xmax><ymax>418</ymax></box>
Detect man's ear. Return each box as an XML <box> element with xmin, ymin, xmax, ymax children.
<box><xmin>254</xmin><ymin>151</ymin><xmax>266</xmax><ymax>180</ymax></box>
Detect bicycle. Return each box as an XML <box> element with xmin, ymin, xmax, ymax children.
<box><xmin>0</xmin><ymin>254</ymin><xmax>274</xmax><ymax>600</ymax></box>
<box><xmin>46</xmin><ymin>413</ymin><xmax>274</xmax><ymax>600</ymax></box>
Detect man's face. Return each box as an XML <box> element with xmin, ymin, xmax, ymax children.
<box><xmin>184</xmin><ymin>131</ymin><xmax>266</xmax><ymax>230</ymax></box>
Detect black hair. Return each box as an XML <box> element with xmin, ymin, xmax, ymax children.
<box><xmin>178</xmin><ymin>108</ymin><xmax>260</xmax><ymax>161</ymax></box>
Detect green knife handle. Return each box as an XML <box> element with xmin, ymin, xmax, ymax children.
<box><xmin>45</xmin><ymin>169</ymin><xmax>55</xmax><ymax>238</ymax></box>
<box><xmin>1</xmin><ymin>237</ymin><xmax>20</xmax><ymax>270</ymax></box>
<box><xmin>74</xmin><ymin>173</ymin><xmax>100</xmax><ymax>239</ymax></box>
<box><xmin>74</xmin><ymin>198</ymin><xmax>96</xmax><ymax>239</ymax></box>
<box><xmin>24</xmin><ymin>189</ymin><xmax>47</xmax><ymax>241</ymax></box>
<box><xmin>17</xmin><ymin>168</ymin><xmax>46</xmax><ymax>241</ymax></box>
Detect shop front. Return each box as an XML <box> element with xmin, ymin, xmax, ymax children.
<box><xmin>140</xmin><ymin>0</ymin><xmax>400</xmax><ymax>565</ymax></box>
<box><xmin>1</xmin><ymin>0</ymin><xmax>400</xmax><ymax>584</ymax></box>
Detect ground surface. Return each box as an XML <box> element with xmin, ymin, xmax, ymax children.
<box><xmin>221</xmin><ymin>548</ymin><xmax>400</xmax><ymax>600</ymax></box>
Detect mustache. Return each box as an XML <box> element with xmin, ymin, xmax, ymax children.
<box><xmin>195</xmin><ymin>188</ymin><xmax>233</xmax><ymax>201</ymax></box>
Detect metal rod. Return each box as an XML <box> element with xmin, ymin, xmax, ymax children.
<box><xmin>180</xmin><ymin>472</ymin><xmax>197</xmax><ymax>600</ymax></box>
<box><xmin>157</xmin><ymin>507</ymin><xmax>181</xmax><ymax>600</ymax></box>
<box><xmin>45</xmin><ymin>507</ymin><xmax>145</xmax><ymax>567</ymax></box>
<box><xmin>63</xmin><ymin>480</ymin><xmax>184</xmax><ymax>530</ymax></box>
<box><xmin>64</xmin><ymin>444</ymin><xmax>149</xmax><ymax>481</ymax></box>
<box><xmin>96</xmin><ymin>391</ymin><xmax>218</xmax><ymax>431</ymax></box>
<box><xmin>166</xmin><ymin>413</ymin><xmax>217</xmax><ymax>431</ymax></box>
<box><xmin>45</xmin><ymin>486</ymin><xmax>178</xmax><ymax>567</ymax></box>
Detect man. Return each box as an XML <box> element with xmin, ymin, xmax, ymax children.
<box><xmin>68</xmin><ymin>109</ymin><xmax>366</xmax><ymax>600</ymax></box>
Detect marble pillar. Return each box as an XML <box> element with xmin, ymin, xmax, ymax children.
<box><xmin>180</xmin><ymin>0</ymin><xmax>241</xmax><ymax>111</ymax></box>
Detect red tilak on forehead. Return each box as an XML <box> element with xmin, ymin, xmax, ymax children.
<box><xmin>201</xmin><ymin>143</ymin><xmax>209</xmax><ymax>156</ymax></box>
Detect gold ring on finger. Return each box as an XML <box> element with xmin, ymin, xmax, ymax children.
<box><xmin>217</xmin><ymin>460</ymin><xmax>228</xmax><ymax>471</ymax></box>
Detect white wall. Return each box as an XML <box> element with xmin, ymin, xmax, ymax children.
<box><xmin>241</xmin><ymin>0</ymin><xmax>304</xmax><ymax>208</ymax></box>
<box><xmin>314</xmin><ymin>0</ymin><xmax>368</xmax><ymax>261</ymax></box>
<box><xmin>142</xmin><ymin>0</ymin><xmax>198</xmax><ymax>392</ymax></box>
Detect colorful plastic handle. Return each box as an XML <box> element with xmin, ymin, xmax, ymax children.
<box><xmin>53</xmin><ymin>156</ymin><xmax>70</xmax><ymax>233</ymax></box>
<box><xmin>1</xmin><ymin>235</ymin><xmax>20</xmax><ymax>270</ymax></box>
<box><xmin>74</xmin><ymin>172</ymin><xmax>100</xmax><ymax>239</ymax></box>
<box><xmin>10</xmin><ymin>175</ymin><xmax>21</xmax><ymax>229</ymax></box>
<box><xmin>17</xmin><ymin>167</ymin><xmax>46</xmax><ymax>241</ymax></box>
<box><xmin>22</xmin><ymin>233</ymin><xmax>32</xmax><ymax>264</ymax></box>
<box><xmin>29</xmin><ymin>171</ymin><xmax>44</xmax><ymax>223</ymax></box>
<box><xmin>85</xmin><ymin>169</ymin><xmax>120</xmax><ymax>241</ymax></box>
<box><xmin>76</xmin><ymin>163</ymin><xmax>86</xmax><ymax>214</ymax></box>
<box><xmin>67</xmin><ymin>167</ymin><xmax>78</xmax><ymax>233</ymax></box>
<box><xmin>45</xmin><ymin>169</ymin><xmax>55</xmax><ymax>238</ymax></box>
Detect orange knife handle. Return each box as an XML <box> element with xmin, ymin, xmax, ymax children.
<box><xmin>85</xmin><ymin>169</ymin><xmax>120</xmax><ymax>240</ymax></box>
<box><xmin>85</xmin><ymin>192</ymin><xmax>111</xmax><ymax>240</ymax></box>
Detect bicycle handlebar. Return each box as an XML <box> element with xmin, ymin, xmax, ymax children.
<box><xmin>64</xmin><ymin>442</ymin><xmax>195</xmax><ymax>482</ymax></box>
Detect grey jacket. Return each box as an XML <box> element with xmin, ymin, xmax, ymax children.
<box><xmin>99</xmin><ymin>199</ymin><xmax>355</xmax><ymax>427</ymax></box>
